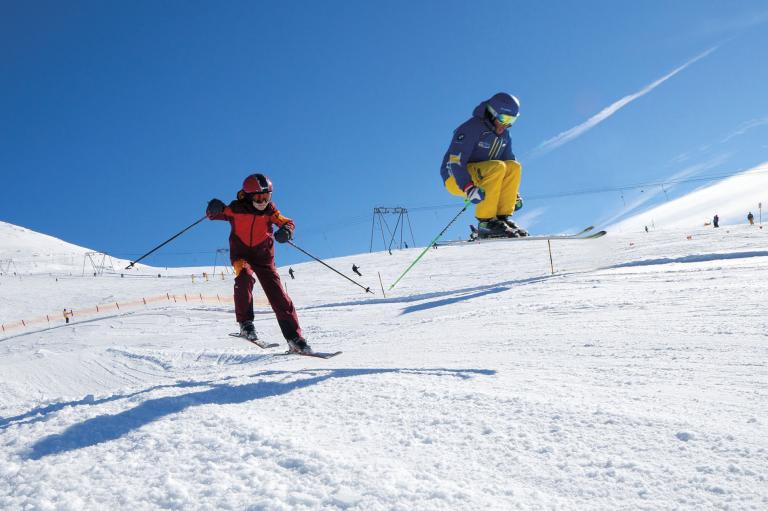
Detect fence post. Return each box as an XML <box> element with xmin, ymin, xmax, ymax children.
<box><xmin>547</xmin><ymin>240</ymin><xmax>555</xmax><ymax>275</ymax></box>
<box><xmin>378</xmin><ymin>272</ymin><xmax>386</xmax><ymax>298</ymax></box>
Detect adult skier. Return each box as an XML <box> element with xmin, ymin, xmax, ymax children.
<box><xmin>206</xmin><ymin>173</ymin><xmax>311</xmax><ymax>354</ymax></box>
<box><xmin>440</xmin><ymin>92</ymin><xmax>527</xmax><ymax>238</ymax></box>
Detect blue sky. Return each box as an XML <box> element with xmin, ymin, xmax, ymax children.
<box><xmin>2</xmin><ymin>1</ymin><xmax>767</xmax><ymax>267</ymax></box>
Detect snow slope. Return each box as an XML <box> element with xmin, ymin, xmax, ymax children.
<box><xmin>0</xmin><ymin>219</ymin><xmax>158</xmax><ymax>282</ymax></box>
<box><xmin>608</xmin><ymin>161</ymin><xmax>768</xmax><ymax>233</ymax></box>
<box><xmin>1</xmin><ymin>222</ymin><xmax>767</xmax><ymax>510</ymax></box>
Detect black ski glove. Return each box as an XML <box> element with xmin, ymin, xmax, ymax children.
<box><xmin>274</xmin><ymin>225</ymin><xmax>293</xmax><ymax>243</ymax></box>
<box><xmin>206</xmin><ymin>198</ymin><xmax>225</xmax><ymax>218</ymax></box>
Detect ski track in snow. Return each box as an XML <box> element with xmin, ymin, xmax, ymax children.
<box><xmin>1</xmin><ymin>224</ymin><xmax>767</xmax><ymax>510</ymax></box>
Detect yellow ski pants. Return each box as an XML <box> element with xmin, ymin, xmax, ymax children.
<box><xmin>444</xmin><ymin>160</ymin><xmax>522</xmax><ymax>219</ymax></box>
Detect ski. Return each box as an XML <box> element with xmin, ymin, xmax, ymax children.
<box><xmin>228</xmin><ymin>332</ymin><xmax>280</xmax><ymax>349</ymax></box>
<box><xmin>436</xmin><ymin>225</ymin><xmax>605</xmax><ymax>246</ymax></box>
<box><xmin>467</xmin><ymin>229</ymin><xmax>606</xmax><ymax>244</ymax></box>
<box><xmin>275</xmin><ymin>350</ymin><xmax>343</xmax><ymax>359</ymax></box>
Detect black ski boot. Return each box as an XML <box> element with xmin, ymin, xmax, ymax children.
<box><xmin>287</xmin><ymin>337</ymin><xmax>313</xmax><ymax>354</ymax></box>
<box><xmin>477</xmin><ymin>218</ymin><xmax>514</xmax><ymax>239</ymax></box>
<box><xmin>497</xmin><ymin>216</ymin><xmax>529</xmax><ymax>237</ymax></box>
<box><xmin>239</xmin><ymin>321</ymin><xmax>258</xmax><ymax>341</ymax></box>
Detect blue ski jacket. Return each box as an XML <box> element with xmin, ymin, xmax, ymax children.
<box><xmin>440</xmin><ymin>100</ymin><xmax>516</xmax><ymax>191</ymax></box>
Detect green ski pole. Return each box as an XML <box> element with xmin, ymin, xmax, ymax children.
<box><xmin>389</xmin><ymin>199</ymin><xmax>470</xmax><ymax>290</ymax></box>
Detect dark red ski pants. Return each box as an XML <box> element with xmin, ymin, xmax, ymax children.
<box><xmin>231</xmin><ymin>241</ymin><xmax>302</xmax><ymax>341</ymax></box>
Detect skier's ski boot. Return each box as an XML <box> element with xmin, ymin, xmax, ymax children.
<box><xmin>477</xmin><ymin>219</ymin><xmax>514</xmax><ymax>239</ymax></box>
<box><xmin>287</xmin><ymin>337</ymin><xmax>313</xmax><ymax>354</ymax></box>
<box><xmin>239</xmin><ymin>321</ymin><xmax>258</xmax><ymax>341</ymax></box>
<box><xmin>497</xmin><ymin>216</ymin><xmax>529</xmax><ymax>237</ymax></box>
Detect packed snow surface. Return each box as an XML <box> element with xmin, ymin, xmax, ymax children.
<box><xmin>1</xmin><ymin>221</ymin><xmax>767</xmax><ymax>510</ymax></box>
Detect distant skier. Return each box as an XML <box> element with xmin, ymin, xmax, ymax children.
<box><xmin>288</xmin><ymin>267</ymin><xmax>295</xmax><ymax>279</ymax></box>
<box><xmin>352</xmin><ymin>264</ymin><xmax>362</xmax><ymax>277</ymax></box>
<box><xmin>206</xmin><ymin>173</ymin><xmax>311</xmax><ymax>354</ymax></box>
<box><xmin>440</xmin><ymin>92</ymin><xmax>527</xmax><ymax>238</ymax></box>
<box><xmin>747</xmin><ymin>212</ymin><xmax>754</xmax><ymax>225</ymax></box>
<box><xmin>713</xmin><ymin>214</ymin><xmax>720</xmax><ymax>228</ymax></box>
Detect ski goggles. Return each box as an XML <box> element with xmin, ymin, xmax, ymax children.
<box><xmin>496</xmin><ymin>113</ymin><xmax>518</xmax><ymax>126</ymax></box>
<box><xmin>247</xmin><ymin>191</ymin><xmax>271</xmax><ymax>203</ymax></box>
<box><xmin>487</xmin><ymin>104</ymin><xmax>518</xmax><ymax>126</ymax></box>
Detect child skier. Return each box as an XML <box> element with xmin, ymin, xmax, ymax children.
<box><xmin>206</xmin><ymin>173</ymin><xmax>311</xmax><ymax>354</ymax></box>
<box><xmin>440</xmin><ymin>92</ymin><xmax>527</xmax><ymax>238</ymax></box>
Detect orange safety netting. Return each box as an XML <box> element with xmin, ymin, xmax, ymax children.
<box><xmin>1</xmin><ymin>292</ymin><xmax>269</xmax><ymax>334</ymax></box>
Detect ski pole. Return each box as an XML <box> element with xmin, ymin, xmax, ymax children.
<box><xmin>125</xmin><ymin>216</ymin><xmax>207</xmax><ymax>269</ymax></box>
<box><xmin>389</xmin><ymin>199</ymin><xmax>470</xmax><ymax>290</ymax></box>
<box><xmin>287</xmin><ymin>241</ymin><xmax>373</xmax><ymax>294</ymax></box>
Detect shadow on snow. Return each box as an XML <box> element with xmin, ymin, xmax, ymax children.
<box><xmin>25</xmin><ymin>367</ymin><xmax>494</xmax><ymax>460</ymax></box>
<box><xmin>604</xmin><ymin>250</ymin><xmax>768</xmax><ymax>270</ymax></box>
<box><xmin>1</xmin><ymin>378</ymin><xmax>233</xmax><ymax>432</ymax></box>
<box><xmin>301</xmin><ymin>274</ymin><xmax>557</xmax><ymax>315</ymax></box>
<box><xmin>399</xmin><ymin>286</ymin><xmax>512</xmax><ymax>314</ymax></box>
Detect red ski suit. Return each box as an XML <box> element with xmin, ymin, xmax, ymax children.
<box><xmin>208</xmin><ymin>198</ymin><xmax>302</xmax><ymax>340</ymax></box>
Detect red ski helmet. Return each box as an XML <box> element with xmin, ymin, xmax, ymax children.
<box><xmin>242</xmin><ymin>173</ymin><xmax>273</xmax><ymax>194</ymax></box>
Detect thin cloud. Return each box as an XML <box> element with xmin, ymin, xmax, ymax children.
<box><xmin>720</xmin><ymin>117</ymin><xmax>768</xmax><ymax>143</ymax></box>
<box><xmin>685</xmin><ymin>10</ymin><xmax>768</xmax><ymax>39</ymax></box>
<box><xmin>530</xmin><ymin>47</ymin><xmax>718</xmax><ymax>158</ymax></box>
<box><xmin>514</xmin><ymin>207</ymin><xmax>546</xmax><ymax>230</ymax></box>
<box><xmin>670</xmin><ymin>116</ymin><xmax>766</xmax><ymax>165</ymax></box>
